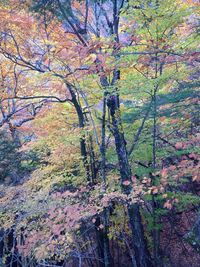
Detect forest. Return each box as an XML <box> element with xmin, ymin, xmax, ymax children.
<box><xmin>0</xmin><ymin>0</ymin><xmax>199</xmax><ymax>266</ymax></box>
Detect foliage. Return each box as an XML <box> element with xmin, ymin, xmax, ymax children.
<box><xmin>0</xmin><ymin>0</ymin><xmax>199</xmax><ymax>266</ymax></box>
<box><xmin>0</xmin><ymin>130</ymin><xmax>21</xmax><ymax>183</ymax></box>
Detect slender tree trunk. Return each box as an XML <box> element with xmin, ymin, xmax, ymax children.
<box><xmin>152</xmin><ymin>86</ymin><xmax>163</xmax><ymax>267</ymax></box>
<box><xmin>102</xmin><ymin>208</ymin><xmax>113</xmax><ymax>267</ymax></box>
<box><xmin>97</xmin><ymin>93</ymin><xmax>113</xmax><ymax>267</ymax></box>
<box><xmin>66</xmin><ymin>84</ymin><xmax>92</xmax><ymax>183</ymax></box>
<box><xmin>70</xmin><ymin>85</ymin><xmax>111</xmax><ymax>267</ymax></box>
<box><xmin>100</xmin><ymin>94</ymin><xmax>107</xmax><ymax>187</ymax></box>
<box><xmin>107</xmin><ymin>93</ymin><xmax>153</xmax><ymax>267</ymax></box>
<box><xmin>88</xmin><ymin>134</ymin><xmax>97</xmax><ymax>182</ymax></box>
<box><xmin>95</xmin><ymin>210</ymin><xmax>113</xmax><ymax>267</ymax></box>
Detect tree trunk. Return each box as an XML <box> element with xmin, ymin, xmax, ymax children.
<box><xmin>95</xmin><ymin>213</ymin><xmax>113</xmax><ymax>267</ymax></box>
<box><xmin>97</xmin><ymin>94</ymin><xmax>113</xmax><ymax>267</ymax></box>
<box><xmin>66</xmin><ymin>84</ymin><xmax>92</xmax><ymax>183</ymax></box>
<box><xmin>107</xmin><ymin>94</ymin><xmax>153</xmax><ymax>267</ymax></box>
<box><xmin>128</xmin><ymin>204</ymin><xmax>153</xmax><ymax>267</ymax></box>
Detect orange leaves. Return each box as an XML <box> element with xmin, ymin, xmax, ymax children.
<box><xmin>159</xmin><ymin>116</ymin><xmax>166</xmax><ymax>122</ymax></box>
<box><xmin>185</xmin><ymin>0</ymin><xmax>200</xmax><ymax>6</ymax></box>
<box><xmin>163</xmin><ymin>198</ymin><xmax>179</xmax><ymax>210</ymax></box>
<box><xmin>151</xmin><ymin>187</ymin><xmax>158</xmax><ymax>195</ymax></box>
<box><xmin>160</xmin><ymin>168</ymin><xmax>169</xmax><ymax>187</ymax></box>
<box><xmin>130</xmin><ymin>35</ymin><xmax>141</xmax><ymax>44</ymax></box>
<box><xmin>161</xmin><ymin>168</ymin><xmax>168</xmax><ymax>179</ymax></box>
<box><xmin>148</xmin><ymin>185</ymin><xmax>165</xmax><ymax>195</ymax></box>
<box><xmin>170</xmin><ymin>118</ymin><xmax>180</xmax><ymax>124</ymax></box>
<box><xmin>0</xmin><ymin>6</ymin><xmax>34</xmax><ymax>39</ymax></box>
<box><xmin>163</xmin><ymin>200</ymin><xmax>173</xmax><ymax>210</ymax></box>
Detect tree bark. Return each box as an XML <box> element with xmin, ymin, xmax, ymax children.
<box><xmin>107</xmin><ymin>94</ymin><xmax>153</xmax><ymax>267</ymax></box>
<box><xmin>66</xmin><ymin>84</ymin><xmax>92</xmax><ymax>183</ymax></box>
<box><xmin>97</xmin><ymin>93</ymin><xmax>113</xmax><ymax>267</ymax></box>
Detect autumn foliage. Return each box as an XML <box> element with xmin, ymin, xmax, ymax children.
<box><xmin>0</xmin><ymin>0</ymin><xmax>199</xmax><ymax>267</ymax></box>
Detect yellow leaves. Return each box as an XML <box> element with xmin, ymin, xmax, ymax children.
<box><xmin>120</xmin><ymin>102</ymin><xmax>125</xmax><ymax>111</ymax></box>
<box><xmin>43</xmin><ymin>39</ymin><xmax>58</xmax><ymax>47</ymax></box>
<box><xmin>85</xmin><ymin>53</ymin><xmax>97</xmax><ymax>63</ymax></box>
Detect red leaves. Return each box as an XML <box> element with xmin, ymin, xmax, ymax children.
<box><xmin>122</xmin><ymin>180</ymin><xmax>131</xmax><ymax>186</ymax></box>
<box><xmin>168</xmin><ymin>165</ymin><xmax>176</xmax><ymax>171</ymax></box>
<box><xmin>131</xmin><ymin>175</ymin><xmax>137</xmax><ymax>183</ymax></box>
<box><xmin>52</xmin><ymin>224</ymin><xmax>62</xmax><ymax>235</ymax></box>
<box><xmin>98</xmin><ymin>224</ymin><xmax>104</xmax><ymax>230</ymax></box>
<box><xmin>131</xmin><ymin>35</ymin><xmax>141</xmax><ymax>44</ymax></box>
<box><xmin>175</xmin><ymin>142</ymin><xmax>183</xmax><ymax>149</ymax></box>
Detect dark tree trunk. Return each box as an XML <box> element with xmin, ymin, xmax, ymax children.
<box><xmin>95</xmin><ymin>213</ymin><xmax>113</xmax><ymax>267</ymax></box>
<box><xmin>107</xmin><ymin>94</ymin><xmax>153</xmax><ymax>267</ymax></box>
<box><xmin>128</xmin><ymin>204</ymin><xmax>153</xmax><ymax>267</ymax></box>
<box><xmin>95</xmin><ymin>93</ymin><xmax>113</xmax><ymax>267</ymax></box>
<box><xmin>66</xmin><ymin>84</ymin><xmax>92</xmax><ymax>183</ymax></box>
<box><xmin>102</xmin><ymin>208</ymin><xmax>113</xmax><ymax>267</ymax></box>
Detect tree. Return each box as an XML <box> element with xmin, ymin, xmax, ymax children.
<box><xmin>0</xmin><ymin>0</ymin><xmax>199</xmax><ymax>266</ymax></box>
